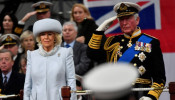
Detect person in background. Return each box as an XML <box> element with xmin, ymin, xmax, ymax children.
<box><xmin>20</xmin><ymin>30</ymin><xmax>36</xmax><ymax>56</ymax></box>
<box><xmin>87</xmin><ymin>2</ymin><xmax>166</xmax><ymax>100</ymax></box>
<box><xmin>0</xmin><ymin>34</ymin><xmax>22</xmax><ymax>72</ymax></box>
<box><xmin>62</xmin><ymin>21</ymin><xmax>93</xmax><ymax>76</ymax></box>
<box><xmin>0</xmin><ymin>12</ymin><xmax>24</xmax><ymax>37</ymax></box>
<box><xmin>0</xmin><ymin>49</ymin><xmax>25</xmax><ymax>100</ymax></box>
<box><xmin>70</xmin><ymin>3</ymin><xmax>98</xmax><ymax>44</ymax></box>
<box><xmin>19</xmin><ymin>1</ymin><xmax>53</xmax><ymax>32</ymax></box>
<box><xmin>23</xmin><ymin>18</ymin><xmax>77</xmax><ymax>100</ymax></box>
<box><xmin>18</xmin><ymin>54</ymin><xmax>27</xmax><ymax>75</ymax></box>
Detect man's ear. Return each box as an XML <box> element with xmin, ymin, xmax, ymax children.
<box><xmin>11</xmin><ymin>60</ymin><xmax>14</xmax><ymax>67</ymax></box>
<box><xmin>136</xmin><ymin>16</ymin><xmax>140</xmax><ymax>25</ymax></box>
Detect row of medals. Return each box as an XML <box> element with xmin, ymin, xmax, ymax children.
<box><xmin>117</xmin><ymin>40</ymin><xmax>152</xmax><ymax>62</ymax></box>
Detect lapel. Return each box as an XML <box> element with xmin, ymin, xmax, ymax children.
<box><xmin>0</xmin><ymin>72</ymin><xmax>3</xmax><ymax>89</ymax></box>
<box><xmin>73</xmin><ymin>41</ymin><xmax>81</xmax><ymax>53</ymax></box>
<box><xmin>4</xmin><ymin>71</ymin><xmax>16</xmax><ymax>90</ymax></box>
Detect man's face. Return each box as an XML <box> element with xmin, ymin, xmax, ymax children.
<box><xmin>62</xmin><ymin>24</ymin><xmax>77</xmax><ymax>43</ymax></box>
<box><xmin>119</xmin><ymin>15</ymin><xmax>140</xmax><ymax>35</ymax></box>
<box><xmin>36</xmin><ymin>11</ymin><xmax>51</xmax><ymax>20</ymax></box>
<box><xmin>0</xmin><ymin>52</ymin><xmax>14</xmax><ymax>74</ymax></box>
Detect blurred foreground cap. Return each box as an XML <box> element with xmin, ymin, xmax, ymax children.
<box><xmin>83</xmin><ymin>62</ymin><xmax>138</xmax><ymax>99</ymax></box>
<box><xmin>0</xmin><ymin>34</ymin><xmax>20</xmax><ymax>46</ymax></box>
<box><xmin>33</xmin><ymin>18</ymin><xmax>62</xmax><ymax>37</ymax></box>
<box><xmin>114</xmin><ymin>2</ymin><xmax>141</xmax><ymax>18</ymax></box>
<box><xmin>31</xmin><ymin>1</ymin><xmax>53</xmax><ymax>13</ymax></box>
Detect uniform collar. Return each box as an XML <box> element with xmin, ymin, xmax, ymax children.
<box><xmin>124</xmin><ymin>27</ymin><xmax>142</xmax><ymax>39</ymax></box>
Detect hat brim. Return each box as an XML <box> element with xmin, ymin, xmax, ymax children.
<box><xmin>117</xmin><ymin>12</ymin><xmax>136</xmax><ymax>18</ymax></box>
<box><xmin>36</xmin><ymin>9</ymin><xmax>49</xmax><ymax>13</ymax></box>
<box><xmin>3</xmin><ymin>42</ymin><xmax>17</xmax><ymax>46</ymax></box>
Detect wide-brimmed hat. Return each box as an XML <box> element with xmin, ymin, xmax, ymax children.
<box><xmin>33</xmin><ymin>18</ymin><xmax>62</xmax><ymax>37</ymax></box>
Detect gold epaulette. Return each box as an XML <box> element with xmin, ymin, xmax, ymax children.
<box><xmin>135</xmin><ymin>78</ymin><xmax>152</xmax><ymax>84</ymax></box>
<box><xmin>88</xmin><ymin>34</ymin><xmax>103</xmax><ymax>49</ymax></box>
<box><xmin>148</xmin><ymin>82</ymin><xmax>164</xmax><ymax>100</ymax></box>
<box><xmin>14</xmin><ymin>27</ymin><xmax>23</xmax><ymax>34</ymax></box>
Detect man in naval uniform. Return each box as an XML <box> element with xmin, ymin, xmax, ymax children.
<box><xmin>18</xmin><ymin>1</ymin><xmax>53</xmax><ymax>32</ymax></box>
<box><xmin>87</xmin><ymin>2</ymin><xmax>166</xmax><ymax>100</ymax></box>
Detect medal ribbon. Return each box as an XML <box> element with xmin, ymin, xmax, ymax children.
<box><xmin>118</xmin><ymin>34</ymin><xmax>153</xmax><ymax>63</ymax></box>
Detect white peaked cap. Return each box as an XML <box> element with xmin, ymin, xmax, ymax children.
<box><xmin>33</xmin><ymin>18</ymin><xmax>62</xmax><ymax>37</ymax></box>
<box><xmin>83</xmin><ymin>62</ymin><xmax>138</xmax><ymax>99</ymax></box>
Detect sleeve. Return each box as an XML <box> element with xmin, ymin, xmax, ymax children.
<box><xmin>147</xmin><ymin>39</ymin><xmax>166</xmax><ymax>100</ymax></box>
<box><xmin>87</xmin><ymin>31</ymin><xmax>107</xmax><ymax>63</ymax></box>
<box><xmin>65</xmin><ymin>48</ymin><xmax>77</xmax><ymax>100</ymax></box>
<box><xmin>13</xmin><ymin>21</ymin><xmax>25</xmax><ymax>37</ymax></box>
<box><xmin>23</xmin><ymin>51</ymin><xmax>32</xmax><ymax>100</ymax></box>
<box><xmin>75</xmin><ymin>44</ymin><xmax>92</xmax><ymax>75</ymax></box>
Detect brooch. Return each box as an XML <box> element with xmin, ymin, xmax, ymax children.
<box><xmin>138</xmin><ymin>65</ymin><xmax>146</xmax><ymax>75</ymax></box>
<box><xmin>138</xmin><ymin>52</ymin><xmax>146</xmax><ymax>62</ymax></box>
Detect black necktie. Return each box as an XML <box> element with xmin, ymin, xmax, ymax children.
<box><xmin>3</xmin><ymin>76</ymin><xmax>7</xmax><ymax>86</ymax></box>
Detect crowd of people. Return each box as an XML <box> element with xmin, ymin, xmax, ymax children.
<box><xmin>0</xmin><ymin>1</ymin><xmax>166</xmax><ymax>100</ymax></box>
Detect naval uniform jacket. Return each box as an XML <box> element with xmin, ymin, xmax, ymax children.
<box><xmin>87</xmin><ymin>29</ymin><xmax>166</xmax><ymax>100</ymax></box>
<box><xmin>23</xmin><ymin>45</ymin><xmax>77</xmax><ymax>100</ymax></box>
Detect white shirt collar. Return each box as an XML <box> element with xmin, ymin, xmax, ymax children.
<box><xmin>64</xmin><ymin>40</ymin><xmax>75</xmax><ymax>48</ymax></box>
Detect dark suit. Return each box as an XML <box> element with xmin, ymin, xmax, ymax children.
<box><xmin>0</xmin><ymin>71</ymin><xmax>25</xmax><ymax>100</ymax></box>
<box><xmin>12</xmin><ymin>53</ymin><xmax>22</xmax><ymax>73</ymax></box>
<box><xmin>62</xmin><ymin>41</ymin><xmax>93</xmax><ymax>75</ymax></box>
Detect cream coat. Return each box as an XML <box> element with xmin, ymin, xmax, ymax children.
<box><xmin>23</xmin><ymin>46</ymin><xmax>77</xmax><ymax>100</ymax></box>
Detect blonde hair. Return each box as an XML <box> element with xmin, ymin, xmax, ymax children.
<box><xmin>20</xmin><ymin>30</ymin><xmax>35</xmax><ymax>43</ymax></box>
<box><xmin>36</xmin><ymin>32</ymin><xmax>62</xmax><ymax>46</ymax></box>
<box><xmin>70</xmin><ymin>3</ymin><xmax>93</xmax><ymax>21</ymax></box>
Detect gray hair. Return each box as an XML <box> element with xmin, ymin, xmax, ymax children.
<box><xmin>63</xmin><ymin>21</ymin><xmax>78</xmax><ymax>32</ymax></box>
<box><xmin>0</xmin><ymin>49</ymin><xmax>14</xmax><ymax>60</ymax></box>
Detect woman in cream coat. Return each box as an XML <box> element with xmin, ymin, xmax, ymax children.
<box><xmin>23</xmin><ymin>18</ymin><xmax>77</xmax><ymax>100</ymax></box>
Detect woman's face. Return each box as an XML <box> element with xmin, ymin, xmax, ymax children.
<box><xmin>22</xmin><ymin>35</ymin><xmax>35</xmax><ymax>51</ymax></box>
<box><xmin>73</xmin><ymin>6</ymin><xmax>87</xmax><ymax>23</ymax></box>
<box><xmin>39</xmin><ymin>32</ymin><xmax>55</xmax><ymax>51</ymax></box>
<box><xmin>3</xmin><ymin>15</ymin><xmax>13</xmax><ymax>31</ymax></box>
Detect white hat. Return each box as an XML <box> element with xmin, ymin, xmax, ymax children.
<box><xmin>33</xmin><ymin>18</ymin><xmax>62</xmax><ymax>37</ymax></box>
<box><xmin>82</xmin><ymin>62</ymin><xmax>138</xmax><ymax>99</ymax></box>
<box><xmin>113</xmin><ymin>2</ymin><xmax>141</xmax><ymax>18</ymax></box>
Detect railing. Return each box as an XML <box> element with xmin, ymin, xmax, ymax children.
<box><xmin>61</xmin><ymin>82</ymin><xmax>175</xmax><ymax>100</ymax></box>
